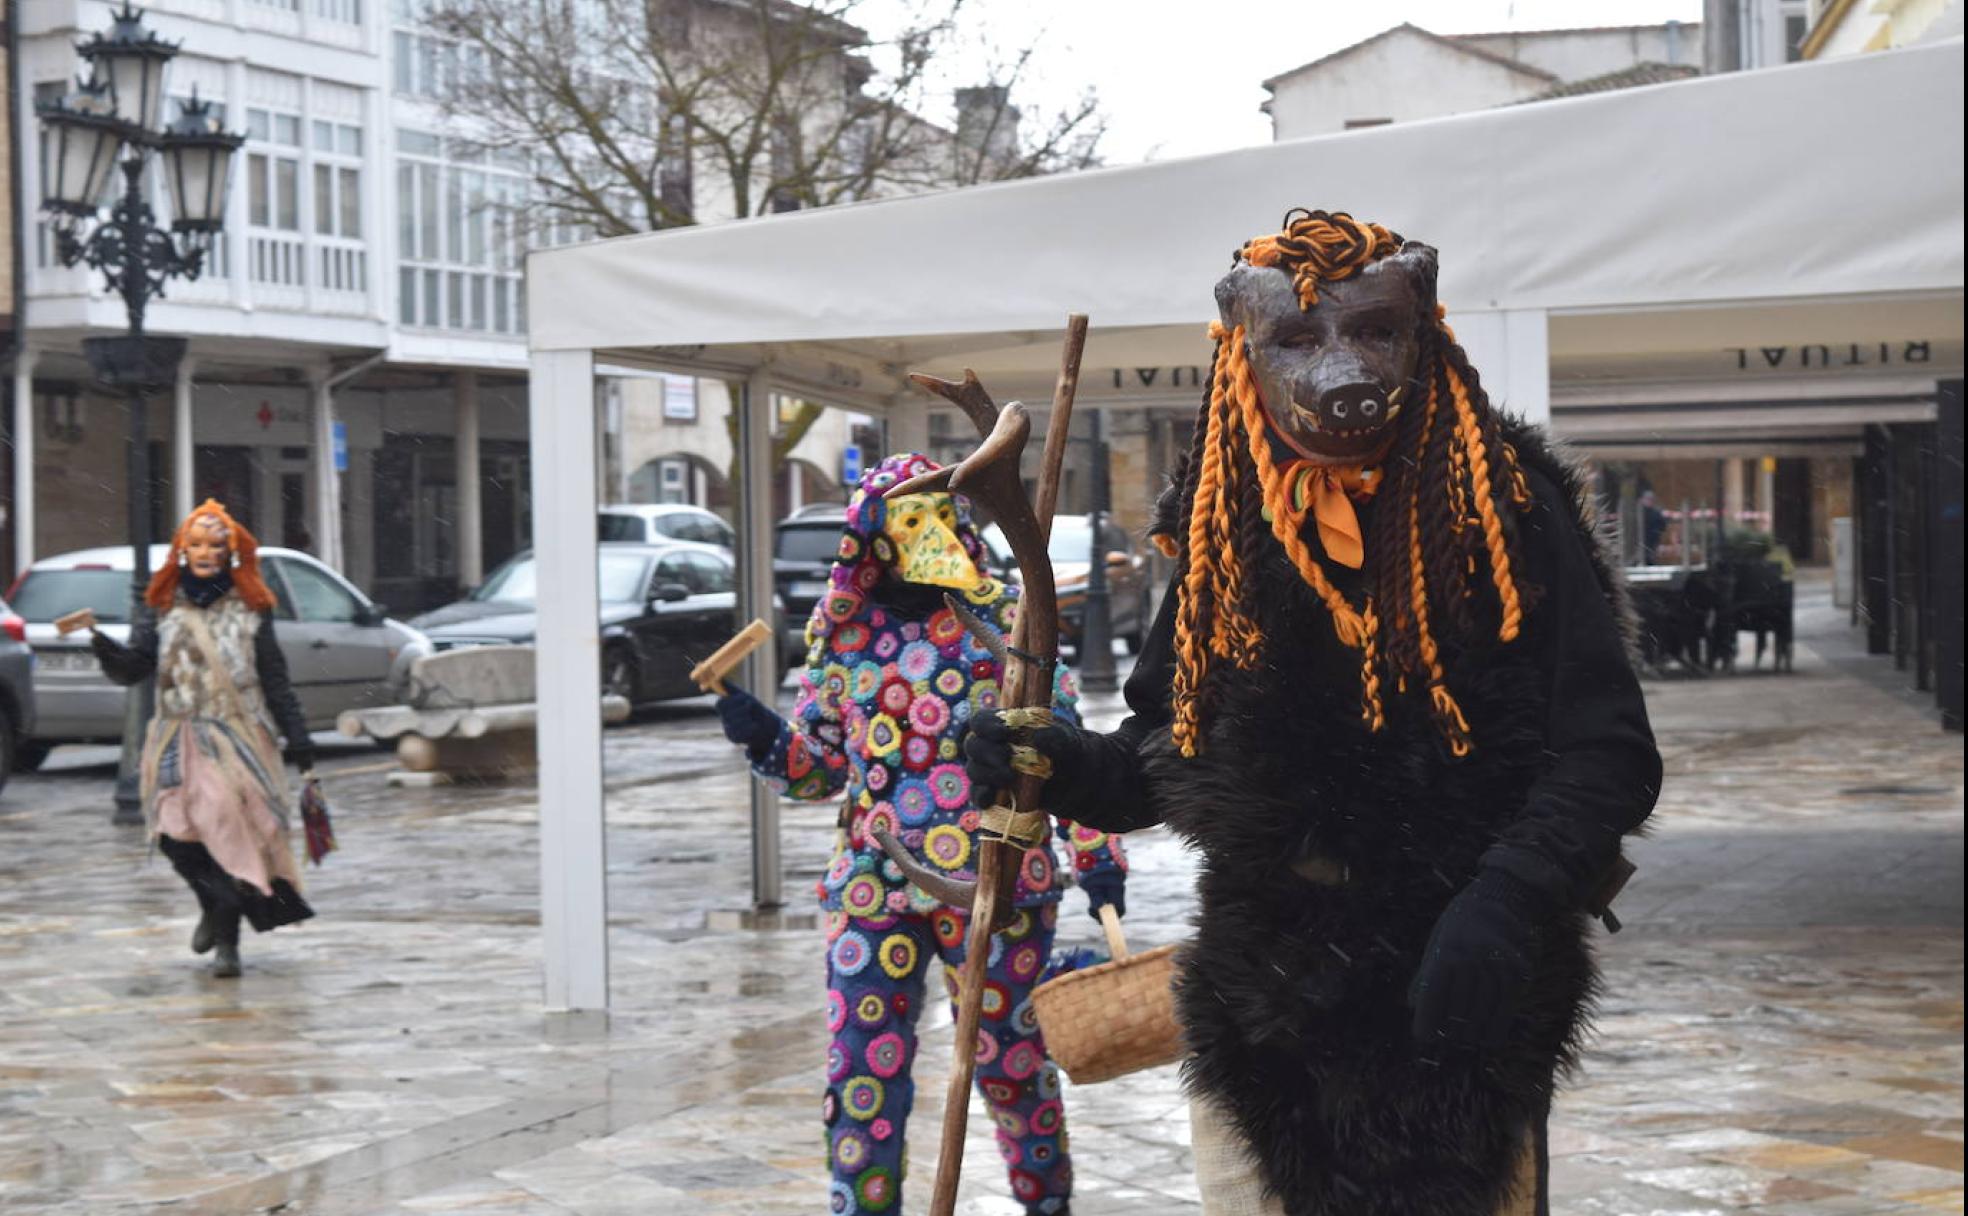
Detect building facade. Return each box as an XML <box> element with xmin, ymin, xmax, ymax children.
<box><xmin>8</xmin><ymin>0</ymin><xmax>906</xmax><ymax>611</ymax></box>
<box><xmin>1262</xmin><ymin>21</ymin><xmax>1706</xmax><ymax>140</ymax></box>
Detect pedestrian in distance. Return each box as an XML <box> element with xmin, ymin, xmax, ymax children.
<box><xmin>713</xmin><ymin>453</ymin><xmax>1128</xmax><ymax>1216</ymax></box>
<box><xmin>88</xmin><ymin>499</ymin><xmax>317</xmax><ymax>978</ymax></box>
<box><xmin>1639</xmin><ymin>489</ymin><xmax>1668</xmax><ymax>564</ymax></box>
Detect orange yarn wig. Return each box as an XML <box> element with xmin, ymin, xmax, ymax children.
<box><xmin>145</xmin><ymin>499</ymin><xmax>279</xmax><ymax>614</ymax></box>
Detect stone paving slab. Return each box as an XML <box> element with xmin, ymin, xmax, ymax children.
<box><xmin>0</xmin><ymin>574</ymin><xmax>1959</xmax><ymax>1215</ymax></box>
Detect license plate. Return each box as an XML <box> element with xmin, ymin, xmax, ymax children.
<box><xmin>36</xmin><ymin>649</ymin><xmax>99</xmax><ymax>673</ymax></box>
<box><xmin>790</xmin><ymin>581</ymin><xmax>829</xmax><ymax>598</ymax></box>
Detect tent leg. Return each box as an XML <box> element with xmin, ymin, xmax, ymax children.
<box><xmin>1452</xmin><ymin>309</ymin><xmax>1550</xmax><ymax>428</ymax></box>
<box><xmin>532</xmin><ymin>349</ymin><xmax>609</xmax><ymax>1010</ymax></box>
<box><xmin>738</xmin><ymin>366</ymin><xmax>783</xmax><ymax>911</ymax></box>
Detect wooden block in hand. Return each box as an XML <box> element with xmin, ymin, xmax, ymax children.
<box><xmin>55</xmin><ymin>608</ymin><xmax>97</xmax><ymax>636</ymax></box>
<box><xmin>689</xmin><ymin>618</ymin><xmax>774</xmax><ymax>695</ymax></box>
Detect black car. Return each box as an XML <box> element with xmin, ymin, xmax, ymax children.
<box><xmin>411</xmin><ymin>543</ymin><xmax>741</xmax><ymax>705</ymax></box>
<box><xmin>773</xmin><ymin>505</ymin><xmax>1021</xmax><ymax>666</ymax></box>
<box><xmin>774</xmin><ymin>506</ymin><xmax>849</xmax><ymax>663</ymax></box>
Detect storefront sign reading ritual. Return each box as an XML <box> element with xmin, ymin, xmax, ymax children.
<box><xmin>1728</xmin><ymin>341</ymin><xmax>1933</xmax><ymax>371</ymax></box>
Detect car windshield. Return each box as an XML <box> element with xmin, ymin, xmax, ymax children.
<box><xmin>778</xmin><ymin>524</ymin><xmax>841</xmax><ymax>564</ymax></box>
<box><xmin>9</xmin><ymin>568</ymin><xmax>136</xmax><ymax>623</ymax></box>
<box><xmin>471</xmin><ymin>553</ymin><xmax>650</xmax><ymax>605</ymax></box>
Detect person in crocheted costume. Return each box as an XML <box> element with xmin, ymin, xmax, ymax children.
<box><xmin>714</xmin><ymin>453</ymin><xmax>1128</xmax><ymax>1216</ymax></box>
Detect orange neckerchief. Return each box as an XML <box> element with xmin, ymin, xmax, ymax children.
<box><xmin>1270</xmin><ymin>462</ymin><xmax>1382</xmax><ymax>568</ymax></box>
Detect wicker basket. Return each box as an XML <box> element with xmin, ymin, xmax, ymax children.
<box><xmin>1032</xmin><ymin>906</ymin><xmax>1185</xmax><ymax>1084</ymax></box>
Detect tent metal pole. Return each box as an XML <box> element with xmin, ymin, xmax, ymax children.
<box><xmin>738</xmin><ymin>364</ymin><xmax>784</xmax><ymax>911</ymax></box>
<box><xmin>531</xmin><ymin>348</ymin><xmax>610</xmax><ymax>1010</ymax></box>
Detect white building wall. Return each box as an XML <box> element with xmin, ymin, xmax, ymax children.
<box><xmin>1457</xmin><ymin>23</ymin><xmax>1702</xmax><ymax>79</ymax></box>
<box><xmin>615</xmin><ymin>375</ymin><xmax>856</xmax><ymax>512</ymax></box>
<box><xmin>1267</xmin><ymin>32</ymin><xmax>1551</xmax><ymax>140</ymax></box>
<box><xmin>16</xmin><ymin>0</ymin><xmax>946</xmax><ymax>587</ymax></box>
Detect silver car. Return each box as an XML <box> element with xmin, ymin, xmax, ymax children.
<box><xmin>597</xmin><ymin>504</ymin><xmax>735</xmax><ymax>549</ymax></box>
<box><xmin>0</xmin><ymin>597</ymin><xmax>36</xmax><ymax>793</ymax></box>
<box><xmin>7</xmin><ymin>544</ymin><xmax>430</xmax><ymax>771</ymax></box>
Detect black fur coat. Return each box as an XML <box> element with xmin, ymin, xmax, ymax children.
<box><xmin>1129</xmin><ymin>426</ymin><xmax>1653</xmax><ymax>1216</ymax></box>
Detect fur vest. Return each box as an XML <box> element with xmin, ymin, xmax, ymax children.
<box><xmin>156</xmin><ymin>592</ymin><xmax>274</xmax><ymax>733</ymax></box>
<box><xmin>1146</xmin><ymin>425</ymin><xmax>1626</xmax><ymax>1216</ymax></box>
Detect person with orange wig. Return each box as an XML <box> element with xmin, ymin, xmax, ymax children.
<box><xmin>963</xmin><ymin>211</ymin><xmax>1661</xmax><ymax>1214</ymax></box>
<box><xmin>90</xmin><ymin>499</ymin><xmax>316</xmax><ymax>978</ymax></box>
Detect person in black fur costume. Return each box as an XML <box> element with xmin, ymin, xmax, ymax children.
<box><xmin>964</xmin><ymin>210</ymin><xmax>1661</xmax><ymax>1216</ymax></box>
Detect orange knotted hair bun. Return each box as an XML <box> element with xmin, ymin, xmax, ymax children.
<box><xmin>145</xmin><ymin>498</ymin><xmax>278</xmax><ymax>614</ymax></box>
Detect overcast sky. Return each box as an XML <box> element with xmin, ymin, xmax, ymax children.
<box><xmin>864</xmin><ymin>0</ymin><xmax>1705</xmax><ymax>164</ymax></box>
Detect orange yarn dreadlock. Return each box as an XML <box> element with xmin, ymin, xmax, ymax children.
<box><xmin>145</xmin><ymin>498</ymin><xmax>278</xmax><ymax>614</ymax></box>
<box><xmin>1168</xmin><ymin>210</ymin><xmax>1532</xmax><ymax>758</ymax></box>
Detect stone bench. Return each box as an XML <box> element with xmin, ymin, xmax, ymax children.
<box><xmin>337</xmin><ymin>646</ymin><xmax>630</xmax><ymax>783</ymax></box>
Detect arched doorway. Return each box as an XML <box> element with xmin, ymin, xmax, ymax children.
<box><xmin>628</xmin><ymin>453</ymin><xmax>731</xmax><ymax>515</ymax></box>
<box><xmin>774</xmin><ymin>457</ymin><xmax>844</xmax><ymax>519</ymax></box>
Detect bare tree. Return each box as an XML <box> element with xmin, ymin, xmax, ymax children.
<box><xmin>415</xmin><ymin>0</ymin><xmax>1103</xmax><ymax>482</ymax></box>
<box><xmin>418</xmin><ymin>0</ymin><xmax>1106</xmax><ymax>238</ymax></box>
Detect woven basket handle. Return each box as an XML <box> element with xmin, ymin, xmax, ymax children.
<box><xmin>1097</xmin><ymin>904</ymin><xmax>1130</xmax><ymax>961</ymax></box>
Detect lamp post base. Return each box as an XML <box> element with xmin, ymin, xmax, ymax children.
<box><xmin>111</xmin><ymin>676</ymin><xmax>151</xmax><ymax>825</ymax></box>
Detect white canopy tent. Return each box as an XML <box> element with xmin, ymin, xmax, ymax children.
<box><xmin>525</xmin><ymin>39</ymin><xmax>1964</xmax><ymax>1009</ymax></box>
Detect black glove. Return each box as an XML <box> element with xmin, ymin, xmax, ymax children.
<box><xmin>1079</xmin><ymin>870</ymin><xmax>1126</xmax><ymax>922</ymax></box>
<box><xmin>88</xmin><ymin>628</ymin><xmax>124</xmax><ymax>662</ymax></box>
<box><xmin>1408</xmin><ymin>867</ymin><xmax>1549</xmax><ymax>1050</ymax></box>
<box><xmin>716</xmin><ymin>686</ymin><xmax>782</xmax><ymax>753</ymax></box>
<box><xmin>962</xmin><ymin>710</ymin><xmax>1092</xmax><ymax>802</ymax></box>
<box><xmin>288</xmin><ymin>747</ymin><xmax>317</xmax><ymax>774</ymax></box>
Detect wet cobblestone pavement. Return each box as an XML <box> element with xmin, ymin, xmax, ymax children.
<box><xmin>1</xmin><ymin>573</ymin><xmax>1959</xmax><ymax>1215</ymax></box>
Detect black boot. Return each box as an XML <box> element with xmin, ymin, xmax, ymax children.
<box><xmin>210</xmin><ymin>911</ymin><xmax>242</xmax><ymax>978</ymax></box>
<box><xmin>190</xmin><ymin>889</ymin><xmax>219</xmax><ymax>955</ymax></box>
<box><xmin>163</xmin><ymin>837</ymin><xmax>225</xmax><ymax>956</ymax></box>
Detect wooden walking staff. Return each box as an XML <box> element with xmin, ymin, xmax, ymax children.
<box><xmin>879</xmin><ymin>315</ymin><xmax>1089</xmax><ymax>1216</ymax></box>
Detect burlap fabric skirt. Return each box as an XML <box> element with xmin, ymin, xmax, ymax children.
<box><xmin>1189</xmin><ymin>1094</ymin><xmax>1545</xmax><ymax>1216</ymax></box>
<box><xmin>141</xmin><ymin>714</ymin><xmax>307</xmax><ymax>920</ymax></box>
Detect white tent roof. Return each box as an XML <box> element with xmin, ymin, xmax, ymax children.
<box><xmin>519</xmin><ymin>37</ymin><xmax>1963</xmax><ymax>1013</ymax></box>
<box><xmin>530</xmin><ymin>37</ymin><xmax>1964</xmax><ymax>402</ymax></box>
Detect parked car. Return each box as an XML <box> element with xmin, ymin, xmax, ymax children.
<box><xmin>774</xmin><ymin>505</ymin><xmax>847</xmax><ymax>664</ymax></box>
<box><xmin>412</xmin><ymin>542</ymin><xmax>767</xmax><ymax>705</ymax></box>
<box><xmin>776</xmin><ymin>503</ymin><xmax>1024</xmax><ymax>665</ymax></box>
<box><xmin>7</xmin><ymin>545</ymin><xmax>430</xmax><ymax>770</ymax></box>
<box><xmin>987</xmin><ymin>515</ymin><xmax>1151</xmax><ymax>656</ymax></box>
<box><xmin>598</xmin><ymin>504</ymin><xmax>734</xmax><ymax>550</ymax></box>
<box><xmin>0</xmin><ymin>598</ymin><xmax>36</xmax><ymax>793</ymax></box>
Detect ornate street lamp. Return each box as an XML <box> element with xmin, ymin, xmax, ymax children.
<box><xmin>36</xmin><ymin>79</ymin><xmax>122</xmax><ymax>218</ymax></box>
<box><xmin>36</xmin><ymin>3</ymin><xmax>244</xmax><ymax>823</ymax></box>
<box><xmin>161</xmin><ymin>91</ymin><xmax>240</xmax><ymax>245</ymax></box>
<box><xmin>78</xmin><ymin>1</ymin><xmax>179</xmax><ymax>134</ymax></box>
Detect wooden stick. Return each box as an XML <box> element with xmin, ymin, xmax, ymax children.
<box><xmin>687</xmin><ymin>618</ymin><xmax>773</xmax><ymax>695</ymax></box>
<box><xmin>926</xmin><ymin>315</ymin><xmax>1090</xmax><ymax>1216</ymax></box>
<box><xmin>929</xmin><ymin>847</ymin><xmax>1007</xmax><ymax>1215</ymax></box>
<box><xmin>1033</xmin><ymin>314</ymin><xmax>1089</xmax><ymax>542</ymax></box>
<box><xmin>1098</xmin><ymin>903</ymin><xmax>1130</xmax><ymax>962</ymax></box>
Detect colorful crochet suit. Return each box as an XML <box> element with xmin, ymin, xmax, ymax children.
<box><xmin>747</xmin><ymin>453</ymin><xmax>1127</xmax><ymax>1215</ymax></box>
